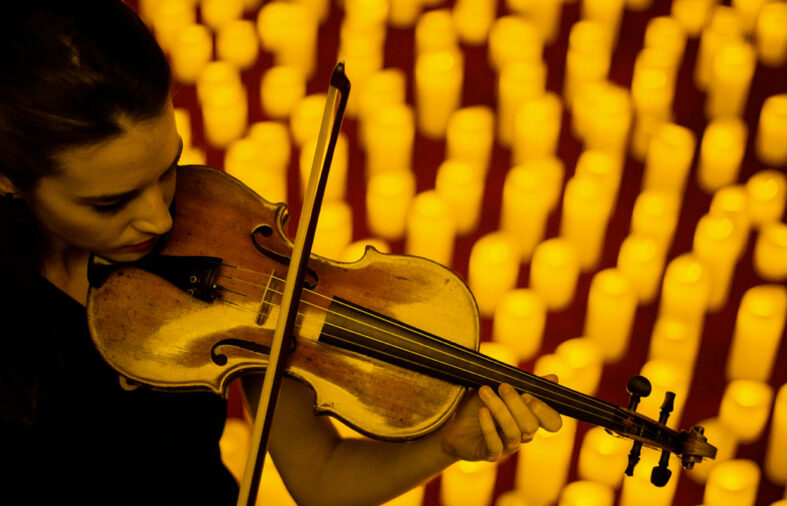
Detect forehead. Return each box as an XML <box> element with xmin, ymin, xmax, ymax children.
<box><xmin>50</xmin><ymin>104</ymin><xmax>178</xmax><ymax>195</ymax></box>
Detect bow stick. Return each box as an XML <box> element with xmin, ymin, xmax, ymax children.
<box><xmin>237</xmin><ymin>62</ymin><xmax>351</xmax><ymax>506</ymax></box>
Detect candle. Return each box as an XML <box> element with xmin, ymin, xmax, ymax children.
<box><xmin>512</xmin><ymin>92</ymin><xmax>563</xmax><ymax>165</ymax></box>
<box><xmin>732</xmin><ymin>0</ymin><xmax>769</xmax><ymax>34</ymax></box>
<box><xmin>638</xmin><ymin>359</ymin><xmax>690</xmax><ymax>429</ymax></box>
<box><xmin>563</xmin><ymin>20</ymin><xmax>610</xmax><ymax>109</ymax></box>
<box><xmin>406</xmin><ymin>191</ymin><xmax>456</xmax><ymax>267</ymax></box>
<box><xmin>340</xmin><ymin>238</ymin><xmax>390</xmax><ymax>263</ymax></box>
<box><xmin>534</xmin><ymin>353</ymin><xmax>576</xmax><ymax>393</ymax></box>
<box><xmin>151</xmin><ymin>0</ymin><xmax>195</xmax><ymax>52</ymax></box>
<box><xmin>686</xmin><ymin>417</ymin><xmax>739</xmax><ymax>484</ymax></box>
<box><xmin>201</xmin><ymin>0</ymin><xmax>243</xmax><ymax>30</ymax></box>
<box><xmin>745</xmin><ymin>170</ymin><xmax>787</xmax><ymax>228</ymax></box>
<box><xmin>174</xmin><ymin>108</ymin><xmax>192</xmax><ymax>149</ymax></box>
<box><xmin>582</xmin><ymin>82</ymin><xmax>632</xmax><ymax>157</ymax></box>
<box><xmin>719</xmin><ymin>379</ymin><xmax>774</xmax><ymax>444</ymax></box>
<box><xmin>644</xmin><ymin>16</ymin><xmax>687</xmax><ymax>69</ymax></box>
<box><xmin>366</xmin><ymin>170</ymin><xmax>416</xmax><ymax>240</ymax></box>
<box><xmin>260</xmin><ymin>66</ymin><xmax>306</xmax><ymax>120</ymax></box>
<box><xmin>584</xmin><ymin>269</ymin><xmax>637</xmax><ymax>362</ymax></box>
<box><xmin>452</xmin><ymin>0</ymin><xmax>497</xmax><ymax>45</ymax></box>
<box><xmin>616</xmin><ymin>234</ymin><xmax>664</xmax><ymax>304</ymax></box>
<box><xmin>488</xmin><ymin>16</ymin><xmax>542</xmax><ymax>72</ymax></box>
<box><xmin>695</xmin><ymin>7</ymin><xmax>742</xmax><ymax>91</ymax></box>
<box><xmin>365</xmin><ymin>104</ymin><xmax>415</xmax><ymax>177</ymax></box>
<box><xmin>197</xmin><ymin>61</ymin><xmax>242</xmax><ymax>106</ymax></box>
<box><xmin>755</xmin><ymin>94</ymin><xmax>787</xmax><ymax>166</ymax></box>
<box><xmin>468</xmin><ymin>233</ymin><xmax>519</xmax><ymax>317</ymax></box>
<box><xmin>577</xmin><ymin>426</ymin><xmax>629</xmax><ymax>488</ymax></box>
<box><xmin>494</xmin><ymin>491</ymin><xmax>531</xmax><ymax>506</ymax></box>
<box><xmin>499</xmin><ymin>162</ymin><xmax>554</xmax><ymax>261</ymax></box>
<box><xmin>435</xmin><ymin>160</ymin><xmax>484</xmax><ymax>235</ymax></box>
<box><xmin>630</xmin><ymin>190</ymin><xmax>681</xmax><ymax>259</ymax></box>
<box><xmin>480</xmin><ymin>341</ymin><xmax>519</xmax><ymax>367</ymax></box>
<box><xmin>530</xmin><ymin>238</ymin><xmax>580</xmax><ymax>311</ymax></box>
<box><xmin>725</xmin><ymin>284</ymin><xmax>787</xmax><ymax>382</ymax></box>
<box><xmin>754</xmin><ymin>222</ymin><xmax>787</xmax><ymax>281</ymax></box>
<box><xmin>248</xmin><ymin>121</ymin><xmax>291</xmax><ymax>177</ymax></box>
<box><xmin>446</xmin><ymin>106</ymin><xmax>495</xmax><ymax>175</ymax></box>
<box><xmin>216</xmin><ymin>19</ymin><xmax>258</xmax><ymax>70</ymax></box>
<box><xmin>581</xmin><ymin>0</ymin><xmax>625</xmax><ymax>45</ymax></box>
<box><xmin>707</xmin><ymin>41</ymin><xmax>756</xmax><ymax>120</ymax></box>
<box><xmin>415</xmin><ymin>49</ymin><xmax>464</xmax><ymax>139</ymax></box>
<box><xmin>709</xmin><ymin>185</ymin><xmax>751</xmax><ymax>260</ymax></box>
<box><xmin>658</xmin><ymin>253</ymin><xmax>710</xmax><ymax>330</ymax></box>
<box><xmin>389</xmin><ymin>0</ymin><xmax>421</xmax><ymax>28</ymax></box>
<box><xmin>505</xmin><ymin>0</ymin><xmax>562</xmax><ymax>43</ymax></box>
<box><xmin>358</xmin><ymin>69</ymin><xmax>407</xmax><ymax>149</ymax></box>
<box><xmin>440</xmin><ymin>461</ymin><xmax>497</xmax><ymax>506</ymax></box>
<box><xmin>755</xmin><ymin>2</ymin><xmax>787</xmax><ymax>66</ymax></box>
<box><xmin>692</xmin><ymin>213</ymin><xmax>738</xmax><ymax>311</ymax></box>
<box><xmin>225</xmin><ymin>137</ymin><xmax>263</xmax><ymax>190</ymax></box>
<box><xmin>643</xmin><ymin>122</ymin><xmax>696</xmax><ymax>196</ymax></box>
<box><xmin>555</xmin><ymin>338</ymin><xmax>603</xmax><ymax>395</ymax></box>
<box><xmin>179</xmin><ymin>146</ymin><xmax>205</xmax><ymax>166</ymax></box>
<box><xmin>170</xmin><ymin>23</ymin><xmax>212</xmax><ymax>84</ymax></box>
<box><xmin>574</xmin><ymin>150</ymin><xmax>623</xmax><ymax>217</ymax></box>
<box><xmin>339</xmin><ymin>37</ymin><xmax>385</xmax><ymax>117</ymax></box>
<box><xmin>257</xmin><ymin>2</ymin><xmax>317</xmax><ymax>78</ymax></box>
<box><xmin>558</xmin><ymin>480</ymin><xmax>614</xmax><ymax>506</ymax></box>
<box><xmin>620</xmin><ymin>448</ymin><xmax>680</xmax><ymax>506</ymax></box>
<box><xmin>299</xmin><ymin>133</ymin><xmax>348</xmax><ymax>203</ymax></box>
<box><xmin>647</xmin><ymin>316</ymin><xmax>701</xmax><ymax>369</ymax></box>
<box><xmin>671</xmin><ymin>0</ymin><xmax>714</xmax><ymax>37</ymax></box>
<box><xmin>492</xmin><ymin>289</ymin><xmax>546</xmax><ymax>361</ymax></box>
<box><xmin>560</xmin><ymin>175</ymin><xmax>610</xmax><ymax>271</ymax></box>
<box><xmin>765</xmin><ymin>384</ymin><xmax>787</xmax><ymax>485</ymax></box>
<box><xmin>516</xmin><ymin>419</ymin><xmax>577</xmax><ymax>506</ymax></box>
<box><xmin>201</xmin><ymin>83</ymin><xmax>248</xmax><ymax>149</ymax></box>
<box><xmin>312</xmin><ymin>201</ymin><xmax>353</xmax><ymax>261</ymax></box>
<box><xmin>414</xmin><ymin>9</ymin><xmax>457</xmax><ymax>56</ymax></box>
<box><xmin>703</xmin><ymin>459</ymin><xmax>760</xmax><ymax>506</ymax></box>
<box><xmin>290</xmin><ymin>94</ymin><xmax>327</xmax><ymax>147</ymax></box>
<box><xmin>698</xmin><ymin>118</ymin><xmax>748</xmax><ymax>193</ymax></box>
<box><xmin>497</xmin><ymin>60</ymin><xmax>547</xmax><ymax>146</ymax></box>
<box><xmin>630</xmin><ymin>64</ymin><xmax>673</xmax><ymax>160</ymax></box>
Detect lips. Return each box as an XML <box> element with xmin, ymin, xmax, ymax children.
<box><xmin>125</xmin><ymin>236</ymin><xmax>159</xmax><ymax>251</ymax></box>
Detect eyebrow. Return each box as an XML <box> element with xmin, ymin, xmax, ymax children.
<box><xmin>80</xmin><ymin>137</ymin><xmax>183</xmax><ymax>203</ymax></box>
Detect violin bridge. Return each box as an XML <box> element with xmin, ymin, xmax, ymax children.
<box><xmin>256</xmin><ymin>270</ymin><xmax>278</xmax><ymax>326</ymax></box>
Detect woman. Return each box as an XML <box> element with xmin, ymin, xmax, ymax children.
<box><xmin>0</xmin><ymin>2</ymin><xmax>561</xmax><ymax>504</ymax></box>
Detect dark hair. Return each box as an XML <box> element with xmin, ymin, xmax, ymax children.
<box><xmin>0</xmin><ymin>0</ymin><xmax>172</xmax><ymax>423</ymax></box>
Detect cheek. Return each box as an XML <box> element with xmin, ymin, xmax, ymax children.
<box><xmin>32</xmin><ymin>199</ymin><xmax>128</xmax><ymax>251</ymax></box>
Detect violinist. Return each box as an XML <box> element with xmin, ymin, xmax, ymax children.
<box><xmin>0</xmin><ymin>2</ymin><xmax>561</xmax><ymax>504</ymax></box>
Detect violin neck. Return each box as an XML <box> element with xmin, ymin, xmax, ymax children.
<box><xmin>319</xmin><ymin>297</ymin><xmax>630</xmax><ymax>434</ymax></box>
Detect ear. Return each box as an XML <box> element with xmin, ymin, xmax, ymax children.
<box><xmin>0</xmin><ymin>174</ymin><xmax>19</xmax><ymax>196</ymax></box>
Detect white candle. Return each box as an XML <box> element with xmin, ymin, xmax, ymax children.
<box><xmin>765</xmin><ymin>384</ymin><xmax>787</xmax><ymax>485</ymax></box>
<box><xmin>692</xmin><ymin>213</ymin><xmax>738</xmax><ymax>311</ymax></box>
<box><xmin>257</xmin><ymin>2</ymin><xmax>318</xmax><ymax>77</ymax></box>
<box><xmin>530</xmin><ymin>238</ymin><xmax>581</xmax><ymax>311</ymax></box>
<box><xmin>638</xmin><ymin>359</ymin><xmax>691</xmax><ymax>429</ymax></box>
<box><xmin>201</xmin><ymin>83</ymin><xmax>248</xmax><ymax>148</ymax></box>
<box><xmin>358</xmin><ymin>69</ymin><xmax>407</xmax><ymax>149</ymax></box>
<box><xmin>745</xmin><ymin>169</ymin><xmax>787</xmax><ymax>228</ymax></box>
<box><xmin>647</xmin><ymin>316</ymin><xmax>701</xmax><ymax>369</ymax></box>
<box><xmin>497</xmin><ymin>60</ymin><xmax>547</xmax><ymax>146</ymax></box>
<box><xmin>499</xmin><ymin>162</ymin><xmax>555</xmax><ymax>261</ymax></box>
<box><xmin>339</xmin><ymin>34</ymin><xmax>385</xmax><ymax>117</ymax></box>
<box><xmin>248</xmin><ymin>121</ymin><xmax>291</xmax><ymax>177</ymax></box>
<box><xmin>695</xmin><ymin>7</ymin><xmax>742</xmax><ymax>91</ymax></box>
<box><xmin>389</xmin><ymin>0</ymin><xmax>421</xmax><ymax>28</ymax></box>
<box><xmin>366</xmin><ymin>170</ymin><xmax>416</xmax><ymax>240</ymax></box>
<box><xmin>512</xmin><ymin>92</ymin><xmax>563</xmax><ymax>165</ymax></box>
<box><xmin>620</xmin><ymin>448</ymin><xmax>680</xmax><ymax>506</ymax></box>
<box><xmin>706</xmin><ymin>41</ymin><xmax>756</xmax><ymax>120</ymax></box>
<box><xmin>260</xmin><ymin>66</ymin><xmax>306</xmax><ymax>120</ymax></box>
<box><xmin>290</xmin><ymin>94</ymin><xmax>327</xmax><ymax>147</ymax></box>
<box><xmin>558</xmin><ymin>480</ymin><xmax>614</xmax><ymax>506</ymax></box>
<box><xmin>577</xmin><ymin>426</ymin><xmax>629</xmax><ymax>489</ymax></box>
<box><xmin>170</xmin><ymin>23</ymin><xmax>212</xmax><ymax>84</ymax></box>
<box><xmin>644</xmin><ymin>16</ymin><xmax>687</xmax><ymax>69</ymax></box>
<box><xmin>563</xmin><ymin>20</ymin><xmax>611</xmax><ymax>109</ymax></box>
<box><xmin>201</xmin><ymin>0</ymin><xmax>243</xmax><ymax>30</ymax></box>
<box><xmin>505</xmin><ymin>0</ymin><xmax>562</xmax><ymax>43</ymax></box>
<box><xmin>582</xmin><ymin>83</ymin><xmax>632</xmax><ymax>157</ymax></box>
<box><xmin>560</xmin><ymin>175</ymin><xmax>610</xmax><ymax>271</ymax></box>
<box><xmin>574</xmin><ymin>149</ymin><xmax>623</xmax><ymax>218</ymax></box>
<box><xmin>584</xmin><ymin>269</ymin><xmax>637</xmax><ymax>362</ymax></box>
<box><xmin>756</xmin><ymin>94</ymin><xmax>787</xmax><ymax>166</ymax></box>
<box><xmin>709</xmin><ymin>185</ymin><xmax>751</xmax><ymax>260</ymax></box>
<box><xmin>732</xmin><ymin>0</ymin><xmax>769</xmax><ymax>34</ymax></box>
<box><xmin>468</xmin><ymin>233</ymin><xmax>519</xmax><ymax>317</ymax></box>
<box><xmin>686</xmin><ymin>417</ymin><xmax>739</xmax><ymax>484</ymax></box>
<box><xmin>755</xmin><ymin>3</ymin><xmax>787</xmax><ymax>66</ymax></box>
<box><xmin>516</xmin><ymin>418</ymin><xmax>577</xmax><ymax>506</ymax></box>
<box><xmin>754</xmin><ymin>222</ymin><xmax>787</xmax><ymax>281</ymax></box>
<box><xmin>415</xmin><ymin>50</ymin><xmax>464</xmax><ymax>139</ymax></box>
<box><xmin>488</xmin><ymin>15</ymin><xmax>542</xmax><ymax>72</ymax></box>
<box><xmin>492</xmin><ymin>289</ymin><xmax>546</xmax><ymax>361</ymax></box>
<box><xmin>671</xmin><ymin>0</ymin><xmax>715</xmax><ymax>37</ymax></box>
<box><xmin>643</xmin><ymin>122</ymin><xmax>696</xmax><ymax>196</ymax></box>
<box><xmin>581</xmin><ymin>0</ymin><xmax>625</xmax><ymax>45</ymax></box>
<box><xmin>703</xmin><ymin>459</ymin><xmax>761</xmax><ymax>506</ymax></box>
<box><xmin>616</xmin><ymin>234</ymin><xmax>664</xmax><ymax>304</ymax></box>
<box><xmin>725</xmin><ymin>284</ymin><xmax>787</xmax><ymax>382</ymax></box>
<box><xmin>630</xmin><ymin>190</ymin><xmax>681</xmax><ymax>259</ymax></box>
<box><xmin>406</xmin><ymin>191</ymin><xmax>456</xmax><ymax>267</ymax></box>
<box><xmin>440</xmin><ymin>461</ymin><xmax>497</xmax><ymax>506</ymax></box>
<box><xmin>435</xmin><ymin>159</ymin><xmax>485</xmax><ymax>235</ymax></box>
<box><xmin>197</xmin><ymin>60</ymin><xmax>242</xmax><ymax>106</ymax></box>
<box><xmin>719</xmin><ymin>379</ymin><xmax>774</xmax><ymax>443</ymax></box>
<box><xmin>365</xmin><ymin>104</ymin><xmax>415</xmax><ymax>176</ymax></box>
<box><xmin>698</xmin><ymin>118</ymin><xmax>748</xmax><ymax>193</ymax></box>
<box><xmin>446</xmin><ymin>106</ymin><xmax>495</xmax><ymax>175</ymax></box>
<box><xmin>658</xmin><ymin>253</ymin><xmax>710</xmax><ymax>329</ymax></box>
<box><xmin>414</xmin><ymin>9</ymin><xmax>457</xmax><ymax>56</ymax></box>
<box><xmin>555</xmin><ymin>338</ymin><xmax>603</xmax><ymax>395</ymax></box>
<box><xmin>299</xmin><ymin>134</ymin><xmax>348</xmax><ymax>203</ymax></box>
<box><xmin>152</xmin><ymin>0</ymin><xmax>196</xmax><ymax>52</ymax></box>
<box><xmin>312</xmin><ymin>201</ymin><xmax>353</xmax><ymax>261</ymax></box>
<box><xmin>452</xmin><ymin>0</ymin><xmax>497</xmax><ymax>45</ymax></box>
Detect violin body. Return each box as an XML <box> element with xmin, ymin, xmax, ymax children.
<box><xmin>88</xmin><ymin>165</ymin><xmax>477</xmax><ymax>440</ymax></box>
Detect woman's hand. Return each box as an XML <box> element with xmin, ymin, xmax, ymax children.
<box><xmin>439</xmin><ymin>376</ymin><xmax>563</xmax><ymax>462</ymax></box>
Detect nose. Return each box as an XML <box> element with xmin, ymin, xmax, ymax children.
<box><xmin>131</xmin><ymin>185</ymin><xmax>173</xmax><ymax>235</ymax></box>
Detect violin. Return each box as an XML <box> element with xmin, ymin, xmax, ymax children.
<box><xmin>86</xmin><ymin>163</ymin><xmax>716</xmax><ymax>487</ymax></box>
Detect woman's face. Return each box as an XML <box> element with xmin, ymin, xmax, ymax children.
<box><xmin>25</xmin><ymin>102</ymin><xmax>182</xmax><ymax>263</ymax></box>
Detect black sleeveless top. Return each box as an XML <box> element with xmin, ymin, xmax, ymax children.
<box><xmin>0</xmin><ymin>273</ymin><xmax>239</xmax><ymax>505</ymax></box>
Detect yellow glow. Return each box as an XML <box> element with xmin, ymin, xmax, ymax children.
<box><xmin>686</xmin><ymin>417</ymin><xmax>739</xmax><ymax>483</ymax></box>
<box><xmin>366</xmin><ymin>170</ymin><xmax>415</xmax><ymax>240</ymax></box>
<box><xmin>415</xmin><ymin>50</ymin><xmax>464</xmax><ymax>138</ymax></box>
<box><xmin>755</xmin><ymin>3</ymin><xmax>787</xmax><ymax>66</ymax></box>
<box><xmin>754</xmin><ymin>222</ymin><xmax>787</xmax><ymax>281</ymax></box>
<box><xmin>617</xmin><ymin>234</ymin><xmax>663</xmax><ymax>303</ymax></box>
<box><xmin>584</xmin><ymin>269</ymin><xmax>637</xmax><ymax>363</ymax></box>
<box><xmin>698</xmin><ymin>118</ymin><xmax>747</xmax><ymax>192</ymax></box>
<box><xmin>469</xmin><ymin>233</ymin><xmax>519</xmax><ymax>316</ymax></box>
<box><xmin>530</xmin><ymin>238</ymin><xmax>580</xmax><ymax>310</ymax></box>
<box><xmin>492</xmin><ymin>289</ymin><xmax>546</xmax><ymax>361</ymax></box>
<box><xmin>435</xmin><ymin>159</ymin><xmax>484</xmax><ymax>235</ymax></box>
<box><xmin>704</xmin><ymin>459</ymin><xmax>760</xmax><ymax>506</ymax></box>
<box><xmin>405</xmin><ymin>191</ymin><xmax>456</xmax><ymax>266</ymax></box>
<box><xmin>446</xmin><ymin>106</ymin><xmax>495</xmax><ymax>175</ymax></box>
<box><xmin>719</xmin><ymin>380</ymin><xmax>774</xmax><ymax>443</ymax></box>
<box><xmin>558</xmin><ymin>480</ymin><xmax>614</xmax><ymax>506</ymax></box>
<box><xmin>577</xmin><ymin>426</ymin><xmax>629</xmax><ymax>488</ymax></box>
<box><xmin>746</xmin><ymin>170</ymin><xmax>787</xmax><ymax>228</ymax></box>
<box><xmin>756</xmin><ymin>94</ymin><xmax>787</xmax><ymax>165</ymax></box>
<box><xmin>260</xmin><ymin>66</ymin><xmax>306</xmax><ymax>119</ymax></box>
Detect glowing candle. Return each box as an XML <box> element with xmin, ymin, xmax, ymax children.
<box><xmin>435</xmin><ymin>160</ymin><xmax>484</xmax><ymax>235</ymax></box>
<box><xmin>257</xmin><ymin>2</ymin><xmax>318</xmax><ymax>78</ymax></box>
<box><xmin>170</xmin><ymin>23</ymin><xmax>212</xmax><ymax>84</ymax></box>
<box><xmin>339</xmin><ymin>37</ymin><xmax>384</xmax><ymax>117</ymax></box>
<box><xmin>765</xmin><ymin>384</ymin><xmax>787</xmax><ymax>485</ymax></box>
<box><xmin>197</xmin><ymin>61</ymin><xmax>242</xmax><ymax>106</ymax></box>
<box><xmin>555</xmin><ymin>338</ymin><xmax>603</xmax><ymax>395</ymax></box>
<box><xmin>179</xmin><ymin>146</ymin><xmax>206</xmax><ymax>166</ymax></box>
<box><xmin>658</xmin><ymin>253</ymin><xmax>710</xmax><ymax>330</ymax></box>
<box><xmin>495</xmin><ymin>491</ymin><xmax>531</xmax><ymax>506</ymax></box>
<box><xmin>497</xmin><ymin>60</ymin><xmax>547</xmax><ymax>147</ymax></box>
<box><xmin>216</xmin><ymin>19</ymin><xmax>258</xmax><ymax>70</ymax></box>
<box><xmin>488</xmin><ymin>16</ymin><xmax>542</xmax><ymax>72</ymax></box>
<box><xmin>516</xmin><ymin>419</ymin><xmax>577</xmax><ymax>506</ymax></box>
<box><xmin>560</xmin><ymin>175</ymin><xmax>610</xmax><ymax>271</ymax></box>
<box><xmin>698</xmin><ymin>118</ymin><xmax>748</xmax><ymax>192</ymax></box>
<box><xmin>340</xmin><ymin>238</ymin><xmax>390</xmax><ymax>263</ymax></box>
<box><xmin>617</xmin><ymin>234</ymin><xmax>664</xmax><ymax>304</ymax></box>
<box><xmin>202</xmin><ymin>84</ymin><xmax>248</xmax><ymax>148</ymax></box>
<box><xmin>620</xmin><ymin>448</ymin><xmax>680</xmax><ymax>506</ymax></box>
<box><xmin>584</xmin><ymin>268</ymin><xmax>637</xmax><ymax>362</ymax></box>
<box><xmin>446</xmin><ymin>106</ymin><xmax>495</xmax><ymax>175</ymax></box>
<box><xmin>468</xmin><ymin>233</ymin><xmax>519</xmax><ymax>317</ymax></box>
<box><xmin>733</xmin><ymin>0</ymin><xmax>769</xmax><ymax>34</ymax></box>
<box><xmin>415</xmin><ymin>9</ymin><xmax>457</xmax><ymax>56</ymax></box>
<box><xmin>290</xmin><ymin>94</ymin><xmax>327</xmax><ymax>147</ymax></box>
<box><xmin>358</xmin><ymin>69</ymin><xmax>407</xmax><ymax>148</ymax></box>
<box><xmin>174</xmin><ymin>108</ymin><xmax>192</xmax><ymax>149</ymax></box>
<box><xmin>631</xmin><ymin>65</ymin><xmax>673</xmax><ymax>160</ymax></box>
<box><xmin>499</xmin><ymin>162</ymin><xmax>554</xmax><ymax>261</ymax></box>
<box><xmin>312</xmin><ymin>201</ymin><xmax>353</xmax><ymax>261</ymax></box>
<box><xmin>583</xmin><ymin>83</ymin><xmax>632</xmax><ymax>157</ymax></box>
<box><xmin>406</xmin><ymin>191</ymin><xmax>456</xmax><ymax>267</ymax></box>
<box><xmin>686</xmin><ymin>417</ymin><xmax>739</xmax><ymax>484</ymax></box>
<box><xmin>558</xmin><ymin>480</ymin><xmax>614</xmax><ymax>506</ymax></box>
<box><xmin>415</xmin><ymin>50</ymin><xmax>464</xmax><ymax>139</ymax></box>
<box><xmin>365</xmin><ymin>104</ymin><xmax>415</xmax><ymax>176</ymax></box>
<box><xmin>638</xmin><ymin>360</ymin><xmax>690</xmax><ymax>429</ymax></box>
<box><xmin>299</xmin><ymin>133</ymin><xmax>348</xmax><ymax>202</ymax></box>
<box><xmin>530</xmin><ymin>238</ymin><xmax>580</xmax><ymax>311</ymax></box>
<box><xmin>644</xmin><ymin>16</ymin><xmax>687</xmax><ymax>69</ymax></box>
<box><xmin>452</xmin><ymin>0</ymin><xmax>496</xmax><ymax>45</ymax></box>
<box><xmin>703</xmin><ymin>459</ymin><xmax>760</xmax><ymax>506</ymax></box>
<box><xmin>225</xmin><ymin>137</ymin><xmax>264</xmax><ymax>192</ymax></box>
<box><xmin>534</xmin><ymin>353</ymin><xmax>576</xmax><ymax>393</ymax></box>
<box><xmin>746</xmin><ymin>170</ymin><xmax>787</xmax><ymax>228</ymax></box>
<box><xmin>693</xmin><ymin>213</ymin><xmax>738</xmax><ymax>311</ymax></box>
<box><xmin>578</xmin><ymin>426</ymin><xmax>629</xmax><ymax>489</ymax></box>
<box><xmin>512</xmin><ymin>92</ymin><xmax>562</xmax><ymax>165</ymax></box>
<box><xmin>647</xmin><ymin>316</ymin><xmax>701</xmax><ymax>369</ymax></box>
<box><xmin>366</xmin><ymin>170</ymin><xmax>416</xmax><ymax>240</ymax></box>
<box><xmin>726</xmin><ymin>284</ymin><xmax>787</xmax><ymax>382</ymax></box>
<box><xmin>631</xmin><ymin>190</ymin><xmax>681</xmax><ymax>259</ymax></box>
<box><xmin>719</xmin><ymin>379</ymin><xmax>774</xmax><ymax>444</ymax></box>
<box><xmin>710</xmin><ymin>185</ymin><xmax>751</xmax><ymax>260</ymax></box>
<box><xmin>707</xmin><ymin>41</ymin><xmax>757</xmax><ymax>120</ymax></box>
<box><xmin>581</xmin><ymin>0</ymin><xmax>625</xmax><ymax>45</ymax></box>
<box><xmin>505</xmin><ymin>0</ymin><xmax>562</xmax><ymax>43</ymax></box>
<box><xmin>492</xmin><ymin>289</ymin><xmax>546</xmax><ymax>361</ymax></box>
<box><xmin>671</xmin><ymin>0</ymin><xmax>714</xmax><ymax>37</ymax></box>
<box><xmin>563</xmin><ymin>21</ymin><xmax>611</xmax><ymax>108</ymax></box>
<box><xmin>754</xmin><ymin>222</ymin><xmax>787</xmax><ymax>281</ymax></box>
<box><xmin>643</xmin><ymin>122</ymin><xmax>696</xmax><ymax>196</ymax></box>
<box><xmin>440</xmin><ymin>461</ymin><xmax>497</xmax><ymax>506</ymax></box>
<box><xmin>574</xmin><ymin>150</ymin><xmax>623</xmax><ymax>217</ymax></box>
<box><xmin>695</xmin><ymin>7</ymin><xmax>742</xmax><ymax>91</ymax></box>
<box><xmin>260</xmin><ymin>66</ymin><xmax>306</xmax><ymax>120</ymax></box>
<box><xmin>389</xmin><ymin>0</ymin><xmax>421</xmax><ymax>28</ymax></box>
<box><xmin>152</xmin><ymin>0</ymin><xmax>195</xmax><ymax>52</ymax></box>
<box><xmin>201</xmin><ymin>0</ymin><xmax>243</xmax><ymax>30</ymax></box>
<box><xmin>756</xmin><ymin>94</ymin><xmax>787</xmax><ymax>166</ymax></box>
<box><xmin>248</xmin><ymin>121</ymin><xmax>291</xmax><ymax>177</ymax></box>
<box><xmin>755</xmin><ymin>3</ymin><xmax>787</xmax><ymax>66</ymax></box>
<box><xmin>480</xmin><ymin>341</ymin><xmax>519</xmax><ymax>367</ymax></box>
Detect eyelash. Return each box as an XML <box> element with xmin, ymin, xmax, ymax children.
<box><xmin>92</xmin><ymin>200</ymin><xmax>128</xmax><ymax>215</ymax></box>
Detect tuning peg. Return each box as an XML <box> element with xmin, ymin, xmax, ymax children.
<box><xmin>627</xmin><ymin>375</ymin><xmax>652</xmax><ymax>410</ymax></box>
<box><xmin>650</xmin><ymin>391</ymin><xmax>676</xmax><ymax>486</ymax></box>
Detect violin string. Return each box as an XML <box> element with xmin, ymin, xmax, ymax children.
<box><xmin>212</xmin><ymin>271</ymin><xmax>627</xmax><ymax>425</ymax></box>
